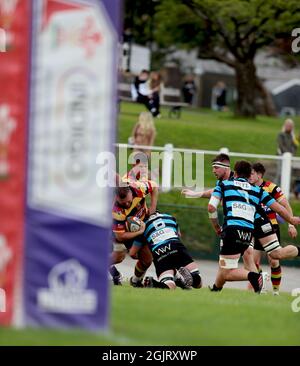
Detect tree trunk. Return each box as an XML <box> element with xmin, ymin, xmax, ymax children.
<box><xmin>255</xmin><ymin>78</ymin><xmax>277</xmax><ymax>117</ymax></box>
<box><xmin>235</xmin><ymin>59</ymin><xmax>257</xmax><ymax>117</ymax></box>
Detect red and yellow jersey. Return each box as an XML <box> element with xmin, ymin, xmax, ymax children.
<box><xmin>260</xmin><ymin>180</ymin><xmax>285</xmax><ymax>225</ymax></box>
<box><xmin>112</xmin><ymin>180</ymin><xmax>155</xmax><ymax>233</ymax></box>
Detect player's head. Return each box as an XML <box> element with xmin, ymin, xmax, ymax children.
<box><xmin>234</xmin><ymin>160</ymin><xmax>252</xmax><ymax>179</ymax></box>
<box><xmin>115</xmin><ymin>185</ymin><xmax>133</xmax><ymax>209</ymax></box>
<box><xmin>249</xmin><ymin>162</ymin><xmax>265</xmax><ymax>185</ymax></box>
<box><xmin>211</xmin><ymin>153</ymin><xmax>230</xmax><ymax>180</ymax></box>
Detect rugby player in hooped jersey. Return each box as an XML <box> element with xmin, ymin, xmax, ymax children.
<box><xmin>249</xmin><ymin>162</ymin><xmax>298</xmax><ymax>295</ymax></box>
<box><xmin>129</xmin><ymin>212</ymin><xmax>202</xmax><ymax>290</ymax></box>
<box><xmin>208</xmin><ymin>161</ymin><xmax>300</xmax><ymax>293</ymax></box>
<box><xmin>182</xmin><ymin>154</ymin><xmax>258</xmax><ymax>275</ymax></box>
<box><xmin>110</xmin><ymin>180</ymin><xmax>158</xmax><ymax>287</ymax></box>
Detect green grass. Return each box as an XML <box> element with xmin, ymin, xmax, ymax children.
<box><xmin>1</xmin><ymin>286</ymin><xmax>299</xmax><ymax>345</ymax></box>
<box><xmin>119</xmin><ymin>102</ymin><xmax>300</xmax><ymax>187</ymax></box>
<box><xmin>119</xmin><ymin>102</ymin><xmax>300</xmax><ymax>154</ymax></box>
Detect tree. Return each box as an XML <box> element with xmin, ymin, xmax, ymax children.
<box><xmin>154</xmin><ymin>0</ymin><xmax>300</xmax><ymax>117</ymax></box>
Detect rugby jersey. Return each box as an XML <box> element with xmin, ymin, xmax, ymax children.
<box><xmin>212</xmin><ymin>178</ymin><xmax>276</xmax><ymax>230</ymax></box>
<box><xmin>260</xmin><ymin>180</ymin><xmax>284</xmax><ymax>225</ymax></box>
<box><xmin>216</xmin><ymin>170</ymin><xmax>234</xmax><ymax>186</ymax></box>
<box><xmin>134</xmin><ymin>213</ymin><xmax>180</xmax><ymax>252</ymax></box>
<box><xmin>112</xmin><ymin>180</ymin><xmax>155</xmax><ymax>233</ymax></box>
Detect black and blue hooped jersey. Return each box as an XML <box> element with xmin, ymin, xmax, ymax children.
<box><xmin>212</xmin><ymin>178</ymin><xmax>276</xmax><ymax>230</ymax></box>
<box><xmin>135</xmin><ymin>213</ymin><xmax>180</xmax><ymax>252</ymax></box>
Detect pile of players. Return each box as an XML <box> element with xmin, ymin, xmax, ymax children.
<box><xmin>110</xmin><ymin>153</ymin><xmax>300</xmax><ymax>294</ymax></box>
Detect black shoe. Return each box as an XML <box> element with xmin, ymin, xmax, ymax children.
<box><xmin>130</xmin><ymin>276</ymin><xmax>144</xmax><ymax>288</ymax></box>
<box><xmin>144</xmin><ymin>276</ymin><xmax>154</xmax><ymax>288</ymax></box>
<box><xmin>208</xmin><ymin>284</ymin><xmax>222</xmax><ymax>292</ymax></box>
<box><xmin>175</xmin><ymin>267</ymin><xmax>193</xmax><ymax>289</ymax></box>
<box><xmin>248</xmin><ymin>272</ymin><xmax>267</xmax><ymax>294</ymax></box>
<box><xmin>112</xmin><ymin>275</ymin><xmax>122</xmax><ymax>286</ymax></box>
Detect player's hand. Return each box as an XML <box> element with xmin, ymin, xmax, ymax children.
<box><xmin>290</xmin><ymin>216</ymin><xmax>300</xmax><ymax>226</ymax></box>
<box><xmin>288</xmin><ymin>224</ymin><xmax>298</xmax><ymax>238</ymax></box>
<box><xmin>181</xmin><ymin>189</ymin><xmax>202</xmax><ymax>198</ymax></box>
<box><xmin>138</xmin><ymin>221</ymin><xmax>146</xmax><ymax>234</ymax></box>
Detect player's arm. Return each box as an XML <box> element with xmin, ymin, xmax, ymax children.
<box><xmin>278</xmin><ymin>197</ymin><xmax>298</xmax><ymax>238</ymax></box>
<box><xmin>207</xmin><ymin>187</ymin><xmax>222</xmax><ymax>236</ymax></box>
<box><xmin>181</xmin><ymin>188</ymin><xmax>213</xmax><ymax>198</ymax></box>
<box><xmin>149</xmin><ymin>184</ymin><xmax>159</xmax><ymax>215</ymax></box>
<box><xmin>114</xmin><ymin>221</ymin><xmax>146</xmax><ymax>242</ymax></box>
<box><xmin>262</xmin><ymin>188</ymin><xmax>300</xmax><ymax>226</ymax></box>
<box><xmin>268</xmin><ymin>201</ymin><xmax>300</xmax><ymax>226</ymax></box>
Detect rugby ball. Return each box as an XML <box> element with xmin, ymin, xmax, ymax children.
<box><xmin>126</xmin><ymin>216</ymin><xmax>142</xmax><ymax>232</ymax></box>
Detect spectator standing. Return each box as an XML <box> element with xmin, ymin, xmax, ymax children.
<box><xmin>275</xmin><ymin>118</ymin><xmax>299</xmax><ymax>184</ymax></box>
<box><xmin>212</xmin><ymin>81</ymin><xmax>227</xmax><ymax>111</ymax></box>
<box><xmin>182</xmin><ymin>75</ymin><xmax>196</xmax><ymax>105</ymax></box>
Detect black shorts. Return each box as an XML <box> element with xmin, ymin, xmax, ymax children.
<box><xmin>253</xmin><ymin>216</ymin><xmax>279</xmax><ymax>251</ymax></box>
<box><xmin>152</xmin><ymin>240</ymin><xmax>194</xmax><ymax>278</ymax></box>
<box><xmin>220</xmin><ymin>227</ymin><xmax>253</xmax><ymax>255</ymax></box>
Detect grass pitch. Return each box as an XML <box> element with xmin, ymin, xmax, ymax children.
<box><xmin>0</xmin><ymin>285</ymin><xmax>299</xmax><ymax>346</ymax></box>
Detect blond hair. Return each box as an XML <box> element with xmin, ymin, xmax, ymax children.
<box><xmin>131</xmin><ymin>112</ymin><xmax>157</xmax><ymax>155</ymax></box>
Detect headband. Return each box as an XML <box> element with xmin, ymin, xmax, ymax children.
<box><xmin>212</xmin><ymin>161</ymin><xmax>230</xmax><ymax>168</ymax></box>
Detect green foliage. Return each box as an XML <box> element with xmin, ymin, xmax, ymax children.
<box><xmin>155</xmin><ymin>0</ymin><xmax>300</xmax><ymax>60</ymax></box>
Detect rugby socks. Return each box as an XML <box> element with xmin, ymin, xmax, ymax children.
<box><xmin>133</xmin><ymin>260</ymin><xmax>148</xmax><ymax>283</ymax></box>
<box><xmin>109</xmin><ymin>265</ymin><xmax>120</xmax><ymax>278</ymax></box>
<box><xmin>109</xmin><ymin>265</ymin><xmax>122</xmax><ymax>285</ymax></box>
<box><xmin>271</xmin><ymin>266</ymin><xmax>282</xmax><ymax>292</ymax></box>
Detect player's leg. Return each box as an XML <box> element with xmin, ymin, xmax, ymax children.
<box><xmin>184</xmin><ymin>262</ymin><xmax>202</xmax><ymax>288</ymax></box>
<box><xmin>267</xmin><ymin>255</ymin><xmax>281</xmax><ymax>295</ymax></box>
<box><xmin>144</xmin><ymin>270</ymin><xmax>176</xmax><ymax>289</ymax></box>
<box><xmin>172</xmin><ymin>242</ymin><xmax>201</xmax><ymax>289</ymax></box>
<box><xmin>211</xmin><ymin>229</ymin><xmax>266</xmax><ymax>293</ymax></box>
<box><xmin>130</xmin><ymin>244</ymin><xmax>153</xmax><ymax>287</ymax></box>
<box><xmin>259</xmin><ymin>233</ymin><xmax>300</xmax><ymax>260</ymax></box>
<box><xmin>110</xmin><ymin>242</ymin><xmax>126</xmax><ymax>285</ymax></box>
<box><xmin>158</xmin><ymin>270</ymin><xmax>176</xmax><ymax>289</ymax></box>
<box><xmin>253</xmin><ymin>250</ymin><xmax>262</xmax><ymax>272</ymax></box>
<box><xmin>242</xmin><ymin>246</ymin><xmax>258</xmax><ymax>272</ymax></box>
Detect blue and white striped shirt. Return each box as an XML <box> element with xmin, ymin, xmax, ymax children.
<box><xmin>212</xmin><ymin>178</ymin><xmax>276</xmax><ymax>230</ymax></box>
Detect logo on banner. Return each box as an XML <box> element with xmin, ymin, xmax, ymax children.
<box><xmin>0</xmin><ymin>0</ymin><xmax>19</xmax><ymax>51</ymax></box>
<box><xmin>37</xmin><ymin>259</ymin><xmax>97</xmax><ymax>313</ymax></box>
<box><xmin>0</xmin><ymin>104</ymin><xmax>16</xmax><ymax>178</ymax></box>
<box><xmin>54</xmin><ymin>16</ymin><xmax>102</xmax><ymax>58</ymax></box>
<box><xmin>0</xmin><ymin>234</ymin><xmax>13</xmax><ymax>285</ymax></box>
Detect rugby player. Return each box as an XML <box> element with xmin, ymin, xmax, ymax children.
<box><xmin>208</xmin><ymin>161</ymin><xmax>300</xmax><ymax>293</ymax></box>
<box><xmin>250</xmin><ymin>162</ymin><xmax>298</xmax><ymax>294</ymax></box>
<box><xmin>129</xmin><ymin>212</ymin><xmax>202</xmax><ymax>290</ymax></box>
<box><xmin>111</xmin><ymin>179</ymin><xmax>158</xmax><ymax>287</ymax></box>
